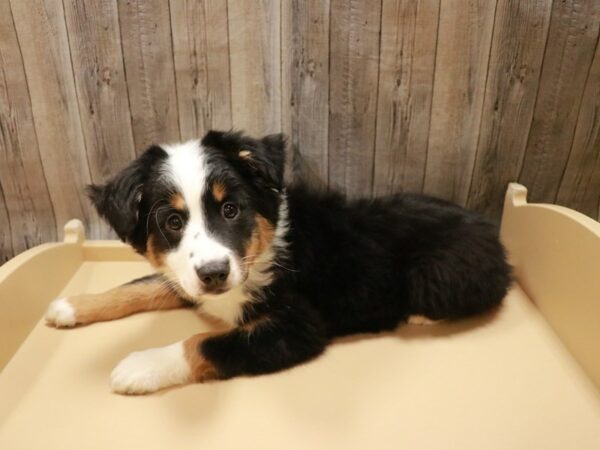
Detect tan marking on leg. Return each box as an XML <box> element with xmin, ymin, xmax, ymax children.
<box><xmin>408</xmin><ymin>315</ymin><xmax>439</xmax><ymax>326</ymax></box>
<box><xmin>170</xmin><ymin>193</ymin><xmax>186</xmax><ymax>210</ymax></box>
<box><xmin>244</xmin><ymin>214</ymin><xmax>275</xmax><ymax>266</ymax></box>
<box><xmin>183</xmin><ymin>333</ymin><xmax>219</xmax><ymax>382</ymax></box>
<box><xmin>240</xmin><ymin>315</ymin><xmax>271</xmax><ymax>333</ymax></box>
<box><xmin>146</xmin><ymin>234</ymin><xmax>165</xmax><ymax>267</ymax></box>
<box><xmin>65</xmin><ymin>278</ymin><xmax>184</xmax><ymax>325</ymax></box>
<box><xmin>212</xmin><ymin>181</ymin><xmax>227</xmax><ymax>202</ymax></box>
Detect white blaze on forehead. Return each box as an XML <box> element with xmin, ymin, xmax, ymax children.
<box><xmin>160</xmin><ymin>140</ymin><xmax>242</xmax><ymax>297</ymax></box>
<box><xmin>162</xmin><ymin>140</ymin><xmax>206</xmax><ymax>219</ymax></box>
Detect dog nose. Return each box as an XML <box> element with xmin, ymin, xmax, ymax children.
<box><xmin>195</xmin><ymin>260</ymin><xmax>230</xmax><ymax>289</ymax></box>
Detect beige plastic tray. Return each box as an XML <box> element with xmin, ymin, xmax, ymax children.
<box><xmin>0</xmin><ymin>183</ymin><xmax>599</xmax><ymax>449</ymax></box>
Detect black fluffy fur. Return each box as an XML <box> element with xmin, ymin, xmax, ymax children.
<box><xmin>204</xmin><ymin>184</ymin><xmax>511</xmax><ymax>379</ymax></box>
<box><xmin>87</xmin><ymin>145</ymin><xmax>167</xmax><ymax>243</ymax></box>
<box><xmin>90</xmin><ymin>130</ymin><xmax>512</xmax><ymax>381</ymax></box>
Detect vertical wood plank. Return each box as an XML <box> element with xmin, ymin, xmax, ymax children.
<box><xmin>328</xmin><ymin>0</ymin><xmax>383</xmax><ymax>197</ymax></box>
<box><xmin>467</xmin><ymin>0</ymin><xmax>553</xmax><ymax>220</ymax></box>
<box><xmin>0</xmin><ymin>185</ymin><xmax>13</xmax><ymax>263</ymax></box>
<box><xmin>118</xmin><ymin>0</ymin><xmax>180</xmax><ymax>150</ymax></box>
<box><xmin>62</xmin><ymin>0</ymin><xmax>136</xmax><ymax>183</ymax></box>
<box><xmin>10</xmin><ymin>0</ymin><xmax>99</xmax><ymax>237</ymax></box>
<box><xmin>0</xmin><ymin>0</ymin><xmax>57</xmax><ymax>257</ymax></box>
<box><xmin>519</xmin><ymin>0</ymin><xmax>600</xmax><ymax>203</ymax></box>
<box><xmin>170</xmin><ymin>0</ymin><xmax>232</xmax><ymax>140</ymax></box>
<box><xmin>423</xmin><ymin>0</ymin><xmax>497</xmax><ymax>205</ymax></box>
<box><xmin>372</xmin><ymin>0</ymin><xmax>439</xmax><ymax>196</ymax></box>
<box><xmin>227</xmin><ymin>0</ymin><xmax>281</xmax><ymax>136</ymax></box>
<box><xmin>556</xmin><ymin>39</ymin><xmax>600</xmax><ymax>219</ymax></box>
<box><xmin>281</xmin><ymin>0</ymin><xmax>330</xmax><ymax>184</ymax></box>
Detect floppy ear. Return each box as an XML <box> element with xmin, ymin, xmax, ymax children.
<box><xmin>202</xmin><ymin>130</ymin><xmax>287</xmax><ymax>190</ymax></box>
<box><xmin>257</xmin><ymin>133</ymin><xmax>286</xmax><ymax>188</ymax></box>
<box><xmin>87</xmin><ymin>146</ymin><xmax>166</xmax><ymax>241</ymax></box>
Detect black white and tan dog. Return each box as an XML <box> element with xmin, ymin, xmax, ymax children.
<box><xmin>45</xmin><ymin>130</ymin><xmax>512</xmax><ymax>394</ymax></box>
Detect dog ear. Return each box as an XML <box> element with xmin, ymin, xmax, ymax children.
<box><xmin>256</xmin><ymin>133</ymin><xmax>286</xmax><ymax>189</ymax></box>
<box><xmin>87</xmin><ymin>145</ymin><xmax>166</xmax><ymax>242</ymax></box>
<box><xmin>202</xmin><ymin>130</ymin><xmax>287</xmax><ymax>190</ymax></box>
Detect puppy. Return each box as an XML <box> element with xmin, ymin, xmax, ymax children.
<box><xmin>45</xmin><ymin>130</ymin><xmax>511</xmax><ymax>394</ymax></box>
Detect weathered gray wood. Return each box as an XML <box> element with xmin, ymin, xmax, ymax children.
<box><xmin>467</xmin><ymin>0</ymin><xmax>553</xmax><ymax>221</ymax></box>
<box><xmin>0</xmin><ymin>184</ymin><xmax>13</xmax><ymax>264</ymax></box>
<box><xmin>227</xmin><ymin>0</ymin><xmax>281</xmax><ymax>136</ymax></box>
<box><xmin>0</xmin><ymin>0</ymin><xmax>57</xmax><ymax>255</ymax></box>
<box><xmin>328</xmin><ymin>0</ymin><xmax>382</xmax><ymax>197</ymax></box>
<box><xmin>170</xmin><ymin>0</ymin><xmax>232</xmax><ymax>140</ymax></box>
<box><xmin>423</xmin><ymin>0</ymin><xmax>497</xmax><ymax>205</ymax></box>
<box><xmin>519</xmin><ymin>0</ymin><xmax>600</xmax><ymax>204</ymax></box>
<box><xmin>10</xmin><ymin>0</ymin><xmax>99</xmax><ymax>238</ymax></box>
<box><xmin>372</xmin><ymin>0</ymin><xmax>440</xmax><ymax>196</ymax></box>
<box><xmin>63</xmin><ymin>0</ymin><xmax>136</xmax><ymax>183</ymax></box>
<box><xmin>2</xmin><ymin>0</ymin><xmax>600</xmax><ymax>262</ymax></box>
<box><xmin>281</xmin><ymin>0</ymin><xmax>330</xmax><ymax>185</ymax></box>
<box><xmin>556</xmin><ymin>39</ymin><xmax>600</xmax><ymax>219</ymax></box>
<box><xmin>118</xmin><ymin>0</ymin><xmax>180</xmax><ymax>150</ymax></box>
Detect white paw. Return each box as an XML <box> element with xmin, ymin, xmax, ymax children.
<box><xmin>45</xmin><ymin>298</ymin><xmax>77</xmax><ymax>327</ymax></box>
<box><xmin>110</xmin><ymin>342</ymin><xmax>191</xmax><ymax>395</ymax></box>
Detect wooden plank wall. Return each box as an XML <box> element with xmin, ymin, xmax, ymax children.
<box><xmin>0</xmin><ymin>0</ymin><xmax>599</xmax><ymax>262</ymax></box>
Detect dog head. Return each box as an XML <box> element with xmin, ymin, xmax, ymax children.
<box><xmin>88</xmin><ymin>130</ymin><xmax>287</xmax><ymax>300</ymax></box>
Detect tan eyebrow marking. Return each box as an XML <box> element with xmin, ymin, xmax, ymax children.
<box><xmin>238</xmin><ymin>149</ymin><xmax>252</xmax><ymax>159</ymax></box>
<box><xmin>170</xmin><ymin>193</ymin><xmax>186</xmax><ymax>210</ymax></box>
<box><xmin>212</xmin><ymin>181</ymin><xmax>227</xmax><ymax>202</ymax></box>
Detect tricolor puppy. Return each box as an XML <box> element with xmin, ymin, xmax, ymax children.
<box><xmin>45</xmin><ymin>130</ymin><xmax>511</xmax><ymax>394</ymax></box>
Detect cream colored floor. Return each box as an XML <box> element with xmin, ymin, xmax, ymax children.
<box><xmin>1</xmin><ymin>260</ymin><xmax>599</xmax><ymax>450</ymax></box>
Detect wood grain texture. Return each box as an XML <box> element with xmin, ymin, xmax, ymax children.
<box><xmin>118</xmin><ymin>0</ymin><xmax>180</xmax><ymax>151</ymax></box>
<box><xmin>2</xmin><ymin>1</ymin><xmax>600</xmax><ymax>262</ymax></box>
<box><xmin>328</xmin><ymin>0</ymin><xmax>383</xmax><ymax>197</ymax></box>
<box><xmin>9</xmin><ymin>0</ymin><xmax>99</xmax><ymax>237</ymax></box>
<box><xmin>519</xmin><ymin>0</ymin><xmax>600</xmax><ymax>203</ymax></box>
<box><xmin>556</xmin><ymin>38</ymin><xmax>600</xmax><ymax>220</ymax></box>
<box><xmin>0</xmin><ymin>0</ymin><xmax>57</xmax><ymax>255</ymax></box>
<box><xmin>281</xmin><ymin>0</ymin><xmax>330</xmax><ymax>185</ymax></box>
<box><xmin>227</xmin><ymin>0</ymin><xmax>281</xmax><ymax>136</ymax></box>
<box><xmin>372</xmin><ymin>0</ymin><xmax>439</xmax><ymax>196</ymax></box>
<box><xmin>63</xmin><ymin>0</ymin><xmax>136</xmax><ymax>183</ymax></box>
<box><xmin>423</xmin><ymin>0</ymin><xmax>497</xmax><ymax>205</ymax></box>
<box><xmin>170</xmin><ymin>0</ymin><xmax>232</xmax><ymax>140</ymax></box>
<box><xmin>281</xmin><ymin>0</ymin><xmax>330</xmax><ymax>184</ymax></box>
<box><xmin>0</xmin><ymin>184</ymin><xmax>12</xmax><ymax>264</ymax></box>
<box><xmin>467</xmin><ymin>0</ymin><xmax>553</xmax><ymax>221</ymax></box>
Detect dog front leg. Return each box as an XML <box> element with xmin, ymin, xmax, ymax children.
<box><xmin>110</xmin><ymin>305</ymin><xmax>328</xmax><ymax>394</ymax></box>
<box><xmin>45</xmin><ymin>274</ymin><xmax>188</xmax><ymax>327</ymax></box>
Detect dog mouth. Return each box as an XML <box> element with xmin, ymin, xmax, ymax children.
<box><xmin>190</xmin><ymin>277</ymin><xmax>240</xmax><ymax>299</ymax></box>
<box><xmin>202</xmin><ymin>285</ymin><xmax>230</xmax><ymax>296</ymax></box>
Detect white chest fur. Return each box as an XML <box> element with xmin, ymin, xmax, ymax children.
<box><xmin>199</xmin><ymin>284</ymin><xmax>251</xmax><ymax>325</ymax></box>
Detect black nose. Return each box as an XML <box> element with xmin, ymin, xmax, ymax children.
<box><xmin>195</xmin><ymin>260</ymin><xmax>230</xmax><ymax>289</ymax></box>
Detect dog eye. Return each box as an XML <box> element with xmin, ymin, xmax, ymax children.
<box><xmin>166</xmin><ymin>213</ymin><xmax>183</xmax><ymax>231</ymax></box>
<box><xmin>222</xmin><ymin>202</ymin><xmax>239</xmax><ymax>220</ymax></box>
